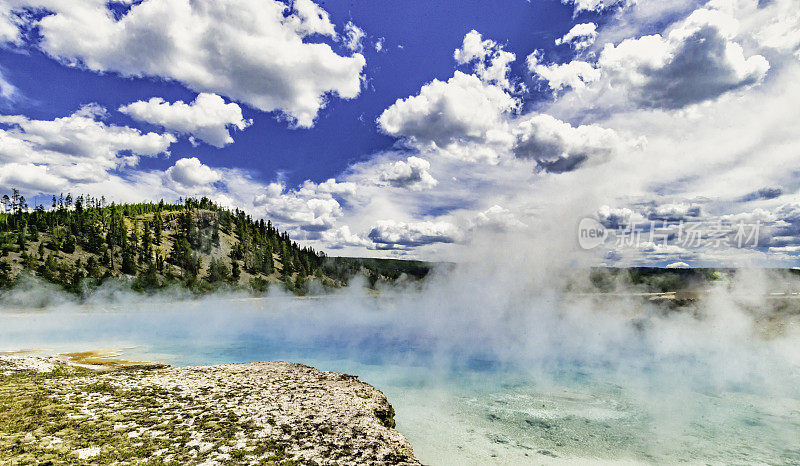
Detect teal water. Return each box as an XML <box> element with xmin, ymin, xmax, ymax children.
<box><xmin>2</xmin><ymin>295</ymin><xmax>799</xmax><ymax>465</ymax></box>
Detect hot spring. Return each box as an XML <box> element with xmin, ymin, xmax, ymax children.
<box><xmin>2</xmin><ymin>269</ymin><xmax>799</xmax><ymax>465</ymax></box>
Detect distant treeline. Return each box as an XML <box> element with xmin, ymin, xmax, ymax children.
<box><xmin>322</xmin><ymin>256</ymin><xmax>434</xmax><ymax>286</ymax></box>
<box><xmin>585</xmin><ymin>267</ymin><xmax>736</xmax><ymax>293</ymax></box>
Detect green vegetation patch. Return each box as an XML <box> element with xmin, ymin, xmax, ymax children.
<box><xmin>0</xmin><ymin>190</ymin><xmax>430</xmax><ymax>298</ymax></box>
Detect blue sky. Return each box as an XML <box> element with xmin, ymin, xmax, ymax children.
<box><xmin>1</xmin><ymin>0</ymin><xmax>577</xmax><ymax>186</ymax></box>
<box><xmin>1</xmin><ymin>0</ymin><xmax>800</xmax><ymax>265</ymax></box>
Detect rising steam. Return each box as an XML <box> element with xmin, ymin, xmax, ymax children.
<box><xmin>2</xmin><ymin>216</ymin><xmax>799</xmax><ymax>464</ymax></box>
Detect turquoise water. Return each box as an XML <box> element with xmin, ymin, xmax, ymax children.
<box><xmin>2</xmin><ymin>295</ymin><xmax>800</xmax><ymax>465</ymax></box>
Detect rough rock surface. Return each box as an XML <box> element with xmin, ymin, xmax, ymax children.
<box><xmin>0</xmin><ymin>354</ymin><xmax>419</xmax><ymax>465</ymax></box>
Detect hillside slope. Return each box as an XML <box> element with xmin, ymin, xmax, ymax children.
<box><xmin>0</xmin><ymin>191</ymin><xmax>430</xmax><ymax>296</ymax></box>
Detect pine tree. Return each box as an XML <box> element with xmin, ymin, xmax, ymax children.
<box><xmin>153</xmin><ymin>212</ymin><xmax>163</xmax><ymax>245</ymax></box>
<box><xmin>62</xmin><ymin>233</ymin><xmax>76</xmax><ymax>254</ymax></box>
<box><xmin>86</xmin><ymin>256</ymin><xmax>99</xmax><ymax>279</ymax></box>
<box><xmin>135</xmin><ymin>263</ymin><xmax>159</xmax><ymax>291</ymax></box>
<box><xmin>281</xmin><ymin>256</ymin><xmax>293</xmax><ymax>281</ymax></box>
<box><xmin>293</xmin><ymin>274</ymin><xmax>307</xmax><ymax>294</ymax></box>
<box><xmin>212</xmin><ymin>217</ymin><xmax>220</xmax><ymax>247</ymax></box>
<box><xmin>205</xmin><ymin>258</ymin><xmax>230</xmax><ymax>283</ymax></box>
<box><xmin>0</xmin><ymin>259</ymin><xmax>12</xmax><ymax>288</ymax></box>
<box><xmin>16</xmin><ymin>230</ymin><xmax>26</xmax><ymax>252</ymax></box>
<box><xmin>141</xmin><ymin>221</ymin><xmax>152</xmax><ymax>265</ymax></box>
<box><xmin>231</xmin><ymin>260</ymin><xmax>240</xmax><ymax>283</ymax></box>
<box><xmin>121</xmin><ymin>239</ymin><xmax>136</xmax><ymax>275</ymax></box>
<box><xmin>261</xmin><ymin>246</ymin><xmax>274</xmax><ymax>275</ymax></box>
<box><xmin>168</xmin><ymin>236</ymin><xmax>192</xmax><ymax>275</ymax></box>
<box><xmin>71</xmin><ymin>259</ymin><xmax>85</xmax><ymax>293</ymax></box>
<box><xmin>38</xmin><ymin>254</ymin><xmax>58</xmax><ymax>282</ymax></box>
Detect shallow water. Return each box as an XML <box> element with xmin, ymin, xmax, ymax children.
<box><xmin>2</xmin><ymin>296</ymin><xmax>799</xmax><ymax>465</ymax></box>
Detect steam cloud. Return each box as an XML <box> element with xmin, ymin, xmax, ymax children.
<box><xmin>2</xmin><ymin>219</ymin><xmax>799</xmax><ymax>464</ymax></box>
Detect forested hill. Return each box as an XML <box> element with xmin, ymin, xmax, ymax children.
<box><xmin>0</xmin><ymin>189</ymin><xmax>430</xmax><ymax>296</ymax></box>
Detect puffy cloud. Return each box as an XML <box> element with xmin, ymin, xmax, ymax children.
<box><xmin>164</xmin><ymin>157</ymin><xmax>221</xmax><ymax>188</ymax></box>
<box><xmin>321</xmin><ymin>225</ymin><xmax>372</xmax><ymax>249</ymax></box>
<box><xmin>527</xmin><ymin>52</ymin><xmax>601</xmax><ymax>92</ymax></box>
<box><xmin>646</xmin><ymin>203</ymin><xmax>702</xmax><ymax>221</ymax></box>
<box><xmin>597</xmin><ymin>205</ymin><xmax>642</xmax><ymax>229</ymax></box>
<box><xmin>453</xmin><ymin>30</ymin><xmax>516</xmax><ymax>89</ymax></box>
<box><xmin>555</xmin><ymin>23</ymin><xmax>598</xmax><ymax>50</ymax></box>
<box><xmin>472</xmin><ymin>205</ymin><xmax>527</xmax><ymax>231</ymax></box>
<box><xmin>512</xmin><ymin>114</ymin><xmax>633</xmax><ymax>172</ymax></box>
<box><xmin>377</xmin><ymin>71</ymin><xmax>518</xmax><ymax>147</ymax></box>
<box><xmin>0</xmin><ymin>162</ymin><xmax>64</xmax><ymax>193</ymax></box>
<box><xmin>666</xmin><ymin>261</ymin><xmax>690</xmax><ymax>268</ymax></box>
<box><xmin>597</xmin><ymin>9</ymin><xmax>770</xmax><ymax>109</ymax></box>
<box><xmin>368</xmin><ymin>219</ymin><xmax>463</xmax><ymax>248</ymax></box>
<box><xmin>720</xmin><ymin>208</ymin><xmax>776</xmax><ymax>224</ymax></box>
<box><xmin>0</xmin><ymin>5</ymin><xmax>19</xmax><ymax>44</ymax></box>
<box><xmin>563</xmin><ymin>0</ymin><xmax>635</xmax><ymax>13</ymax></box>
<box><xmin>709</xmin><ymin>0</ymin><xmax>800</xmax><ymax>58</ymax></box>
<box><xmin>252</xmin><ymin>179</ymin><xmax>357</xmax><ymax>232</ymax></box>
<box><xmin>288</xmin><ymin>0</ymin><xmax>336</xmax><ymax>36</ymax></box>
<box><xmin>453</xmin><ymin>30</ymin><xmax>488</xmax><ymax>64</ymax></box>
<box><xmin>298</xmin><ymin>178</ymin><xmax>358</xmax><ymax>197</ymax></box>
<box><xmin>119</xmin><ymin>93</ymin><xmax>251</xmax><ymax>148</ymax></box>
<box><xmin>772</xmin><ymin>204</ymin><xmax>800</xmax><ymax>226</ymax></box>
<box><xmin>343</xmin><ymin>21</ymin><xmax>365</xmax><ymax>53</ymax></box>
<box><xmin>755</xmin><ymin>13</ymin><xmax>800</xmax><ymax>58</ymax></box>
<box><xmin>5</xmin><ymin>0</ymin><xmax>365</xmax><ymax>127</ymax></box>
<box><xmin>585</xmin><ymin>200</ymin><xmax>799</xmax><ymax>265</ymax></box>
<box><xmin>0</xmin><ymin>104</ymin><xmax>175</xmax><ymax>191</ymax></box>
<box><xmin>376</xmin><ymin>29</ymin><xmax>635</xmax><ymax>175</ymax></box>
<box><xmin>378</xmin><ymin>30</ymin><xmax>633</xmax><ymax>174</ymax></box>
<box><xmin>533</xmin><ymin>9</ymin><xmax>769</xmax><ymax>109</ymax></box>
<box><xmin>378</xmin><ymin>156</ymin><xmax>437</xmax><ymax>191</ymax></box>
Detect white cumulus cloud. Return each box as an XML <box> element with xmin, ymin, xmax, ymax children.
<box><xmin>598</xmin><ymin>9</ymin><xmax>769</xmax><ymax>109</ymax></box>
<box><xmin>531</xmin><ymin>9</ymin><xmax>770</xmax><ymax>109</ymax></box>
<box><xmin>564</xmin><ymin>0</ymin><xmax>635</xmax><ymax>14</ymax></box>
<box><xmin>0</xmin><ymin>104</ymin><xmax>175</xmax><ymax>191</ymax></box>
<box><xmin>321</xmin><ymin>225</ymin><xmax>372</xmax><ymax>249</ymax></box>
<box><xmin>368</xmin><ymin>219</ymin><xmax>463</xmax><ymax>248</ymax></box>
<box><xmin>119</xmin><ymin>93</ymin><xmax>251</xmax><ymax>148</ymax></box>
<box><xmin>472</xmin><ymin>205</ymin><xmax>527</xmax><ymax>231</ymax></box>
<box><xmin>666</xmin><ymin>261</ymin><xmax>690</xmax><ymax>268</ymax></box>
<box><xmin>555</xmin><ymin>23</ymin><xmax>598</xmax><ymax>50</ymax></box>
<box><xmin>377</xmin><ymin>71</ymin><xmax>518</xmax><ymax>147</ymax></box>
<box><xmin>164</xmin><ymin>157</ymin><xmax>221</xmax><ymax>188</ymax></box>
<box><xmin>454</xmin><ymin>30</ymin><xmax>517</xmax><ymax>90</ymax></box>
<box><xmin>527</xmin><ymin>52</ymin><xmax>601</xmax><ymax>92</ymax></box>
<box><xmin>4</xmin><ymin>0</ymin><xmax>365</xmax><ymax>127</ymax></box>
<box><xmin>253</xmin><ymin>179</ymin><xmax>357</xmax><ymax>232</ymax></box>
<box><xmin>378</xmin><ymin>156</ymin><xmax>438</xmax><ymax>191</ymax></box>
<box><xmin>512</xmin><ymin>114</ymin><xmax>635</xmax><ymax>172</ymax></box>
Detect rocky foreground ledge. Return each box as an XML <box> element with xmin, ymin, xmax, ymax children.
<box><xmin>0</xmin><ymin>354</ymin><xmax>419</xmax><ymax>465</ymax></box>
